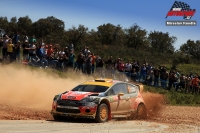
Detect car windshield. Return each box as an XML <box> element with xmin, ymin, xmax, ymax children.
<box><xmin>71</xmin><ymin>85</ymin><xmax>109</xmax><ymax>93</ymax></box>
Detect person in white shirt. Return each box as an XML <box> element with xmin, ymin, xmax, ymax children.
<box><xmin>125</xmin><ymin>61</ymin><xmax>132</xmax><ymax>72</ymax></box>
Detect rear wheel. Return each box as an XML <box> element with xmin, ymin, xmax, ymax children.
<box><xmin>137</xmin><ymin>104</ymin><xmax>147</xmax><ymax>120</ymax></box>
<box><xmin>95</xmin><ymin>103</ymin><xmax>108</xmax><ymax>123</ymax></box>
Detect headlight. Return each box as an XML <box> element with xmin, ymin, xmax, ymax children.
<box><xmin>80</xmin><ymin>96</ymin><xmax>98</xmax><ymax>103</ymax></box>
<box><xmin>53</xmin><ymin>94</ymin><xmax>61</xmax><ymax>101</ymax></box>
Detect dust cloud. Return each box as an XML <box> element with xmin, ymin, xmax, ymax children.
<box><xmin>0</xmin><ymin>64</ymin><xmax>166</xmax><ymax>119</ymax></box>
<box><xmin>0</xmin><ymin>64</ymin><xmax>89</xmax><ymax>110</ymax></box>
<box><xmin>142</xmin><ymin>92</ymin><xmax>166</xmax><ymax>119</ymax></box>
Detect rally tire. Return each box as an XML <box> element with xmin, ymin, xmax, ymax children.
<box><xmin>136</xmin><ymin>104</ymin><xmax>147</xmax><ymax>120</ymax></box>
<box><xmin>95</xmin><ymin>103</ymin><xmax>108</xmax><ymax>123</ymax></box>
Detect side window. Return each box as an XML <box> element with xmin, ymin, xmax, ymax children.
<box><xmin>127</xmin><ymin>84</ymin><xmax>138</xmax><ymax>93</ymax></box>
<box><xmin>106</xmin><ymin>88</ymin><xmax>115</xmax><ymax>96</ymax></box>
<box><xmin>112</xmin><ymin>83</ymin><xmax>128</xmax><ymax>95</ymax></box>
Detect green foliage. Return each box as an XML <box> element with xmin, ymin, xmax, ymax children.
<box><xmin>124</xmin><ymin>24</ymin><xmax>147</xmax><ymax>49</ymax></box>
<box><xmin>148</xmin><ymin>31</ymin><xmax>176</xmax><ymax>53</ymax></box>
<box><xmin>144</xmin><ymin>85</ymin><xmax>200</xmax><ymax>106</ymax></box>
<box><xmin>1</xmin><ymin>15</ymin><xmax>200</xmax><ymax>64</ymax></box>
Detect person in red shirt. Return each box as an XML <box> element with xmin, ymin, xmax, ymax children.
<box><xmin>47</xmin><ymin>44</ymin><xmax>53</xmax><ymax>60</ymax></box>
<box><xmin>116</xmin><ymin>59</ymin><xmax>124</xmax><ymax>72</ymax></box>
<box><xmin>91</xmin><ymin>53</ymin><xmax>96</xmax><ymax>74</ymax></box>
<box><xmin>191</xmin><ymin>76</ymin><xmax>199</xmax><ymax>94</ymax></box>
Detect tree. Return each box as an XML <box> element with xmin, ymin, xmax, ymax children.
<box><xmin>97</xmin><ymin>23</ymin><xmax>125</xmax><ymax>45</ymax></box>
<box><xmin>17</xmin><ymin>16</ymin><xmax>32</xmax><ymax>36</ymax></box>
<box><xmin>31</xmin><ymin>16</ymin><xmax>65</xmax><ymax>43</ymax></box>
<box><xmin>148</xmin><ymin>31</ymin><xmax>176</xmax><ymax>53</ymax></box>
<box><xmin>124</xmin><ymin>24</ymin><xmax>148</xmax><ymax>49</ymax></box>
<box><xmin>65</xmin><ymin>25</ymin><xmax>88</xmax><ymax>49</ymax></box>
<box><xmin>180</xmin><ymin>40</ymin><xmax>200</xmax><ymax>60</ymax></box>
<box><xmin>0</xmin><ymin>17</ymin><xmax>9</xmax><ymax>33</ymax></box>
<box><xmin>9</xmin><ymin>17</ymin><xmax>18</xmax><ymax>32</ymax></box>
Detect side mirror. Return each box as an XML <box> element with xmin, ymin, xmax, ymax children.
<box><xmin>118</xmin><ymin>92</ymin><xmax>124</xmax><ymax>97</ymax></box>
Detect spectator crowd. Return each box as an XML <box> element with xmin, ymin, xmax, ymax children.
<box><xmin>0</xmin><ymin>32</ymin><xmax>200</xmax><ymax>95</ymax></box>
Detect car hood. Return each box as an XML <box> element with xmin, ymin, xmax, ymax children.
<box><xmin>61</xmin><ymin>91</ymin><xmax>98</xmax><ymax>101</ymax></box>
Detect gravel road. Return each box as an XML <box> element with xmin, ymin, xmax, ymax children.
<box><xmin>0</xmin><ymin>103</ymin><xmax>200</xmax><ymax>133</ymax></box>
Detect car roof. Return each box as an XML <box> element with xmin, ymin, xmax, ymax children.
<box><xmin>81</xmin><ymin>78</ymin><xmax>122</xmax><ymax>87</ymax></box>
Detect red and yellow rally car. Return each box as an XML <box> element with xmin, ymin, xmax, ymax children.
<box><xmin>51</xmin><ymin>78</ymin><xmax>147</xmax><ymax>123</ymax></box>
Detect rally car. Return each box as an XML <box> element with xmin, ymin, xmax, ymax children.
<box><xmin>51</xmin><ymin>78</ymin><xmax>147</xmax><ymax>123</ymax></box>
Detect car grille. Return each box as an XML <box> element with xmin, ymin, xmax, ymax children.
<box><xmin>57</xmin><ymin>100</ymin><xmax>78</xmax><ymax>107</ymax></box>
<box><xmin>56</xmin><ymin>100</ymin><xmax>80</xmax><ymax>113</ymax></box>
<box><xmin>56</xmin><ymin>108</ymin><xmax>80</xmax><ymax>113</ymax></box>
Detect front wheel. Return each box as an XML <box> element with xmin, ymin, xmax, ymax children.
<box><xmin>137</xmin><ymin>104</ymin><xmax>147</xmax><ymax>120</ymax></box>
<box><xmin>95</xmin><ymin>103</ymin><xmax>108</xmax><ymax>123</ymax></box>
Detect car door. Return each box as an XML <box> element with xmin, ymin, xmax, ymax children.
<box><xmin>106</xmin><ymin>87</ymin><xmax>119</xmax><ymax>114</ymax></box>
<box><xmin>126</xmin><ymin>84</ymin><xmax>139</xmax><ymax>111</ymax></box>
<box><xmin>110</xmin><ymin>83</ymin><xmax>130</xmax><ymax>114</ymax></box>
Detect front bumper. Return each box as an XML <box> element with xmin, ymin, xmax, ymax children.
<box><xmin>51</xmin><ymin>110</ymin><xmax>96</xmax><ymax>119</ymax></box>
<box><xmin>51</xmin><ymin>104</ymin><xmax>98</xmax><ymax>119</ymax></box>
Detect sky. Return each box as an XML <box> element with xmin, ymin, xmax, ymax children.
<box><xmin>0</xmin><ymin>0</ymin><xmax>199</xmax><ymax>50</ymax></box>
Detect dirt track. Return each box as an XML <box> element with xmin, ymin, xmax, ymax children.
<box><xmin>0</xmin><ymin>103</ymin><xmax>200</xmax><ymax>133</ymax></box>
<box><xmin>0</xmin><ymin>65</ymin><xmax>200</xmax><ymax>132</ymax></box>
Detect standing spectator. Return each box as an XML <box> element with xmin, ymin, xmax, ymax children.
<box><xmin>6</xmin><ymin>38</ymin><xmax>14</xmax><ymax>63</ymax></box>
<box><xmin>64</xmin><ymin>47</ymin><xmax>69</xmax><ymax>57</ymax></box>
<box><xmin>176</xmin><ymin>74</ymin><xmax>186</xmax><ymax>92</ymax></box>
<box><xmin>47</xmin><ymin>44</ymin><xmax>53</xmax><ymax>60</ymax></box>
<box><xmin>12</xmin><ymin>31</ymin><xmax>20</xmax><ymax>45</ymax></box>
<box><xmin>43</xmin><ymin>44</ymin><xmax>48</xmax><ymax>59</ymax></box>
<box><xmin>191</xmin><ymin>76</ymin><xmax>199</xmax><ymax>94</ymax></box>
<box><xmin>168</xmin><ymin>70</ymin><xmax>177</xmax><ymax>91</ymax></box>
<box><xmin>116</xmin><ymin>59</ymin><xmax>125</xmax><ymax>72</ymax></box>
<box><xmin>84</xmin><ymin>47</ymin><xmax>90</xmax><ymax>58</ymax></box>
<box><xmin>29</xmin><ymin>35</ymin><xmax>36</xmax><ymax>44</ymax></box>
<box><xmin>153</xmin><ymin>67</ymin><xmax>160</xmax><ymax>87</ymax></box>
<box><xmin>133</xmin><ymin>60</ymin><xmax>140</xmax><ymax>81</ymax></box>
<box><xmin>68</xmin><ymin>42</ymin><xmax>74</xmax><ymax>52</ymax></box>
<box><xmin>143</xmin><ymin>59</ymin><xmax>148</xmax><ymax>66</ymax></box>
<box><xmin>82</xmin><ymin>46</ymin><xmax>88</xmax><ymax>57</ymax></box>
<box><xmin>105</xmin><ymin>56</ymin><xmax>113</xmax><ymax>70</ymax></box>
<box><xmin>2</xmin><ymin>35</ymin><xmax>9</xmax><ymax>61</ymax></box>
<box><xmin>85</xmin><ymin>53</ymin><xmax>92</xmax><ymax>75</ymax></box>
<box><xmin>22</xmin><ymin>40</ymin><xmax>29</xmax><ymax>60</ymax></box>
<box><xmin>23</xmin><ymin>34</ymin><xmax>28</xmax><ymax>42</ymax></box>
<box><xmin>139</xmin><ymin>64</ymin><xmax>147</xmax><ymax>82</ymax></box>
<box><xmin>96</xmin><ymin>57</ymin><xmax>104</xmax><ymax>71</ymax></box>
<box><xmin>28</xmin><ymin>42</ymin><xmax>36</xmax><ymax>60</ymax></box>
<box><xmin>125</xmin><ymin>61</ymin><xmax>132</xmax><ymax>77</ymax></box>
<box><xmin>74</xmin><ymin>52</ymin><xmax>84</xmax><ymax>73</ymax></box>
<box><xmin>160</xmin><ymin>68</ymin><xmax>168</xmax><ymax>89</ymax></box>
<box><xmin>163</xmin><ymin>69</ymin><xmax>169</xmax><ymax>89</ymax></box>
<box><xmin>49</xmin><ymin>47</ymin><xmax>59</xmax><ymax>68</ymax></box>
<box><xmin>159</xmin><ymin>66</ymin><xmax>165</xmax><ymax>87</ymax></box>
<box><xmin>36</xmin><ymin>44</ymin><xmax>43</xmax><ymax>61</ymax></box>
<box><xmin>91</xmin><ymin>53</ymin><xmax>96</xmax><ymax>74</ymax></box>
<box><xmin>95</xmin><ymin>54</ymin><xmax>101</xmax><ymax>68</ymax></box>
<box><xmin>174</xmin><ymin>70</ymin><xmax>180</xmax><ymax>88</ymax></box>
<box><xmin>185</xmin><ymin>75</ymin><xmax>191</xmax><ymax>93</ymax></box>
<box><xmin>58</xmin><ymin>48</ymin><xmax>66</xmax><ymax>70</ymax></box>
<box><xmin>68</xmin><ymin>51</ymin><xmax>75</xmax><ymax>68</ymax></box>
<box><xmin>13</xmin><ymin>40</ymin><xmax>21</xmax><ymax>62</ymax></box>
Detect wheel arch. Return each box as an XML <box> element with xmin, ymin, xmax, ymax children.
<box><xmin>136</xmin><ymin>102</ymin><xmax>147</xmax><ymax>119</ymax></box>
